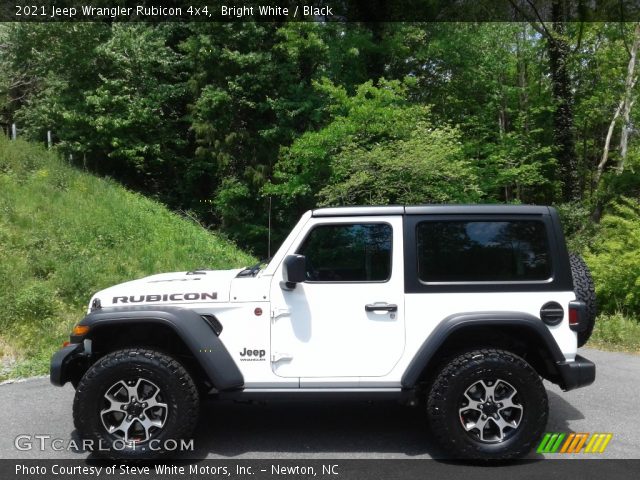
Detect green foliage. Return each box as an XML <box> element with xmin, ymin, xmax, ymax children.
<box><xmin>3</xmin><ymin>21</ymin><xmax>639</xmax><ymax>250</ymax></box>
<box><xmin>589</xmin><ymin>313</ymin><xmax>640</xmax><ymax>353</ymax></box>
<box><xmin>3</xmin><ymin>23</ymin><xmax>111</xmax><ymax>148</ymax></box>
<box><xmin>554</xmin><ymin>201</ymin><xmax>596</xmax><ymax>253</ymax></box>
<box><xmin>2</xmin><ymin>21</ymin><xmax>640</xmax><ymax>342</ymax></box>
<box><xmin>10</xmin><ymin>283</ymin><xmax>57</xmax><ymax>321</ymax></box>
<box><xmin>479</xmin><ymin>131</ymin><xmax>557</xmax><ymax>203</ymax></box>
<box><xmin>84</xmin><ymin>25</ymin><xmax>189</xmax><ymax>176</ymax></box>
<box><xmin>183</xmin><ymin>22</ymin><xmax>332</xmax><ymax>252</ymax></box>
<box><xmin>0</xmin><ymin>137</ymin><xmax>253</xmax><ymax>380</ymax></box>
<box><xmin>213</xmin><ymin>176</ymin><xmax>269</xmax><ymax>251</ymax></box>
<box><xmin>319</xmin><ymin>121</ymin><xmax>480</xmax><ymax>206</ymax></box>
<box><xmin>268</xmin><ymin>79</ymin><xmax>480</xmax><ymax>210</ymax></box>
<box><xmin>584</xmin><ymin>198</ymin><xmax>640</xmax><ymax>315</ymax></box>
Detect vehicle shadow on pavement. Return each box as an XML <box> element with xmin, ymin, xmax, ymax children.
<box><xmin>545</xmin><ymin>390</ymin><xmax>585</xmax><ymax>432</ymax></box>
<box><xmin>189</xmin><ymin>399</ymin><xmax>442</xmax><ymax>459</ymax></box>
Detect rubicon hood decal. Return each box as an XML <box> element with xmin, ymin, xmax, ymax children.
<box><xmin>91</xmin><ymin>268</ymin><xmax>243</xmax><ymax>308</ymax></box>
<box><xmin>113</xmin><ymin>292</ymin><xmax>217</xmax><ymax>304</ymax></box>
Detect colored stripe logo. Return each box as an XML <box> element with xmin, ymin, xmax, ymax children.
<box><xmin>537</xmin><ymin>433</ymin><xmax>613</xmax><ymax>454</ymax></box>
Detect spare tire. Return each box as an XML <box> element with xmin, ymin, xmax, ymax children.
<box><xmin>569</xmin><ymin>253</ymin><xmax>597</xmax><ymax>347</ymax></box>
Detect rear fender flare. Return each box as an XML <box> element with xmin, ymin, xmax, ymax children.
<box><xmin>401</xmin><ymin>312</ymin><xmax>564</xmax><ymax>388</ymax></box>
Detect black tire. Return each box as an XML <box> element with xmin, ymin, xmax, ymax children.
<box><xmin>427</xmin><ymin>349</ymin><xmax>548</xmax><ymax>460</ymax></box>
<box><xmin>569</xmin><ymin>253</ymin><xmax>597</xmax><ymax>347</ymax></box>
<box><xmin>73</xmin><ymin>348</ymin><xmax>199</xmax><ymax>459</ymax></box>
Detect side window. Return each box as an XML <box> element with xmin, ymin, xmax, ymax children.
<box><xmin>416</xmin><ymin>220</ymin><xmax>551</xmax><ymax>282</ymax></box>
<box><xmin>297</xmin><ymin>223</ymin><xmax>392</xmax><ymax>282</ymax></box>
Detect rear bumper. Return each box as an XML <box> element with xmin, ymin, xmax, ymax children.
<box><xmin>556</xmin><ymin>354</ymin><xmax>596</xmax><ymax>391</ymax></box>
<box><xmin>50</xmin><ymin>343</ymin><xmax>83</xmax><ymax>386</ymax></box>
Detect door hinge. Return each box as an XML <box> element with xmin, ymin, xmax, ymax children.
<box><xmin>271</xmin><ymin>352</ymin><xmax>293</xmax><ymax>362</ymax></box>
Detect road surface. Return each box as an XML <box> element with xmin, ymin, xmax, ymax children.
<box><xmin>0</xmin><ymin>348</ymin><xmax>637</xmax><ymax>460</ymax></box>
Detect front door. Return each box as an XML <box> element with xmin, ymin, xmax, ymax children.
<box><xmin>269</xmin><ymin>217</ymin><xmax>405</xmax><ymax>379</ymax></box>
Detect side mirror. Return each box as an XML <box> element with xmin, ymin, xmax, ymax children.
<box><xmin>281</xmin><ymin>254</ymin><xmax>306</xmax><ymax>289</ymax></box>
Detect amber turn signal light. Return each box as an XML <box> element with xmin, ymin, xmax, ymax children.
<box><xmin>72</xmin><ymin>325</ymin><xmax>90</xmax><ymax>336</ymax></box>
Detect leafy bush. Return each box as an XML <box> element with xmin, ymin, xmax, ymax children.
<box><xmin>589</xmin><ymin>313</ymin><xmax>640</xmax><ymax>352</ymax></box>
<box><xmin>584</xmin><ymin>198</ymin><xmax>640</xmax><ymax>315</ymax></box>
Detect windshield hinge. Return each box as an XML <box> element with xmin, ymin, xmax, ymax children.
<box><xmin>271</xmin><ymin>307</ymin><xmax>290</xmax><ymax>322</ymax></box>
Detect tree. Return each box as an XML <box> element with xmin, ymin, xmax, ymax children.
<box><xmin>267</xmin><ymin>79</ymin><xmax>481</xmax><ymax>213</ymax></box>
<box><xmin>509</xmin><ymin>0</ymin><xmax>581</xmax><ymax>201</ymax></box>
<box><xmin>83</xmin><ymin>24</ymin><xmax>190</xmax><ymax>193</ymax></box>
<box><xmin>1</xmin><ymin>23</ymin><xmax>110</xmax><ymax>149</ymax></box>
<box><xmin>183</xmin><ymin>22</ymin><xmax>331</xmax><ymax>252</ymax></box>
<box><xmin>595</xmin><ymin>23</ymin><xmax>640</xmax><ymax>187</ymax></box>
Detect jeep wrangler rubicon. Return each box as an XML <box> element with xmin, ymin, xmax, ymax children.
<box><xmin>51</xmin><ymin>205</ymin><xmax>596</xmax><ymax>460</ymax></box>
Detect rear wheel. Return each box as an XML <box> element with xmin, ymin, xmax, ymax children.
<box><xmin>73</xmin><ymin>348</ymin><xmax>199</xmax><ymax>459</ymax></box>
<box><xmin>427</xmin><ymin>349</ymin><xmax>548</xmax><ymax>460</ymax></box>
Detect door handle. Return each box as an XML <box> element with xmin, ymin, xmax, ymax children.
<box><xmin>365</xmin><ymin>303</ymin><xmax>398</xmax><ymax>312</ymax></box>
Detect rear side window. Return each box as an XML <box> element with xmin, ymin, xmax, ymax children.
<box><xmin>297</xmin><ymin>223</ymin><xmax>392</xmax><ymax>282</ymax></box>
<box><xmin>416</xmin><ymin>220</ymin><xmax>551</xmax><ymax>282</ymax></box>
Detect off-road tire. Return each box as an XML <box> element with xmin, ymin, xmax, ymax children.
<box><xmin>427</xmin><ymin>349</ymin><xmax>548</xmax><ymax>460</ymax></box>
<box><xmin>569</xmin><ymin>253</ymin><xmax>597</xmax><ymax>347</ymax></box>
<box><xmin>73</xmin><ymin>348</ymin><xmax>199</xmax><ymax>459</ymax></box>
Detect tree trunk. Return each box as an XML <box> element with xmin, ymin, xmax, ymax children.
<box><xmin>547</xmin><ymin>2</ymin><xmax>580</xmax><ymax>201</ymax></box>
<box><xmin>594</xmin><ymin>98</ymin><xmax>623</xmax><ymax>187</ymax></box>
<box><xmin>617</xmin><ymin>23</ymin><xmax>640</xmax><ymax>173</ymax></box>
<box><xmin>591</xmin><ymin>201</ymin><xmax>605</xmax><ymax>223</ymax></box>
<box><xmin>592</xmin><ymin>22</ymin><xmax>640</xmax><ymax>222</ymax></box>
<box><xmin>517</xmin><ymin>24</ymin><xmax>529</xmax><ymax>132</ymax></box>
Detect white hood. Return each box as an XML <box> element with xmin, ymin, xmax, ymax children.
<box><xmin>90</xmin><ymin>269</ymin><xmax>243</xmax><ymax>309</ymax></box>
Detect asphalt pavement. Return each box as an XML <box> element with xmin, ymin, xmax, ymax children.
<box><xmin>0</xmin><ymin>348</ymin><xmax>637</xmax><ymax>460</ymax></box>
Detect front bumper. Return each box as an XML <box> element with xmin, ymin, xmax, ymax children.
<box><xmin>50</xmin><ymin>343</ymin><xmax>84</xmax><ymax>386</ymax></box>
<box><xmin>556</xmin><ymin>354</ymin><xmax>596</xmax><ymax>391</ymax></box>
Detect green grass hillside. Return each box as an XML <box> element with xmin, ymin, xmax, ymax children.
<box><xmin>0</xmin><ymin>137</ymin><xmax>254</xmax><ymax>380</ymax></box>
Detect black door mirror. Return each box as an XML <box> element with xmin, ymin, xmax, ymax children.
<box><xmin>282</xmin><ymin>254</ymin><xmax>306</xmax><ymax>289</ymax></box>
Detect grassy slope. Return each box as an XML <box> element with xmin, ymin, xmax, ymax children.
<box><xmin>0</xmin><ymin>137</ymin><xmax>254</xmax><ymax>380</ymax></box>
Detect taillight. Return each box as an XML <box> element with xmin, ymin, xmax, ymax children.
<box><xmin>569</xmin><ymin>306</ymin><xmax>579</xmax><ymax>325</ymax></box>
<box><xmin>568</xmin><ymin>301</ymin><xmax>586</xmax><ymax>332</ymax></box>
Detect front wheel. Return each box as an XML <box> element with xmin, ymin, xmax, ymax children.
<box><xmin>427</xmin><ymin>349</ymin><xmax>548</xmax><ymax>460</ymax></box>
<box><xmin>73</xmin><ymin>348</ymin><xmax>199</xmax><ymax>459</ymax></box>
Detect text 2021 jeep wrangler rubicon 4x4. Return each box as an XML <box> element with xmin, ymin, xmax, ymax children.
<box><xmin>51</xmin><ymin>205</ymin><xmax>596</xmax><ymax>459</ymax></box>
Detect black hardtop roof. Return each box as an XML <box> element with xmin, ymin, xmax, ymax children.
<box><xmin>311</xmin><ymin>204</ymin><xmax>552</xmax><ymax>217</ymax></box>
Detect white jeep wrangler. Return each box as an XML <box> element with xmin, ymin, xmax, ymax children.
<box><xmin>51</xmin><ymin>205</ymin><xmax>596</xmax><ymax>459</ymax></box>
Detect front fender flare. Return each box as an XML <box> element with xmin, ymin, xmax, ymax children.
<box><xmin>52</xmin><ymin>306</ymin><xmax>243</xmax><ymax>391</ymax></box>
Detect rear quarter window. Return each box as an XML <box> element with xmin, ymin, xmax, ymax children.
<box><xmin>416</xmin><ymin>220</ymin><xmax>551</xmax><ymax>283</ymax></box>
